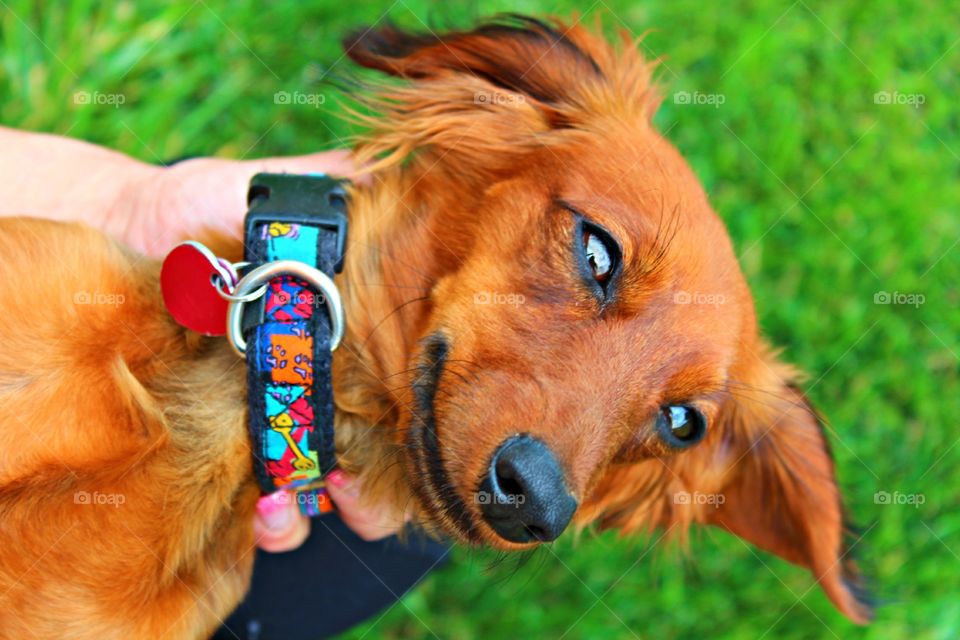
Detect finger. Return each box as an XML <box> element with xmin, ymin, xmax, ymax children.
<box><xmin>326</xmin><ymin>470</ymin><xmax>408</xmax><ymax>542</ymax></box>
<box><xmin>247</xmin><ymin>150</ymin><xmax>371</xmax><ymax>185</ymax></box>
<box><xmin>253</xmin><ymin>492</ymin><xmax>311</xmax><ymax>553</ymax></box>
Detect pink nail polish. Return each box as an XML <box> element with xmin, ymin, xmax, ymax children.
<box><xmin>327</xmin><ymin>470</ymin><xmax>346</xmax><ymax>487</ymax></box>
<box><xmin>256</xmin><ymin>492</ymin><xmax>293</xmax><ymax>530</ymax></box>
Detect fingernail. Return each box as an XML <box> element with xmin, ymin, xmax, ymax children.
<box><xmin>327</xmin><ymin>470</ymin><xmax>347</xmax><ymax>487</ymax></box>
<box><xmin>257</xmin><ymin>492</ymin><xmax>294</xmax><ymax>530</ymax></box>
<box><xmin>328</xmin><ymin>470</ymin><xmax>360</xmax><ymax>497</ymax></box>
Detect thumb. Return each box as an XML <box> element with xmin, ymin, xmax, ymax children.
<box><xmin>253</xmin><ymin>492</ymin><xmax>311</xmax><ymax>553</ymax></box>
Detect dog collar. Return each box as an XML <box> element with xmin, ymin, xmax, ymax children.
<box><xmin>160</xmin><ymin>173</ymin><xmax>348</xmax><ymax>517</ymax></box>
<box><xmin>233</xmin><ymin>173</ymin><xmax>349</xmax><ymax>516</ymax></box>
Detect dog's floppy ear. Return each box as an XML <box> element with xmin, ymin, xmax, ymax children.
<box><xmin>705</xmin><ymin>346</ymin><xmax>873</xmax><ymax>624</ymax></box>
<box><xmin>344</xmin><ymin>15</ymin><xmax>603</xmax><ymax>109</ymax></box>
<box><xmin>342</xmin><ymin>17</ymin><xmax>659</xmax><ymax>173</ymax></box>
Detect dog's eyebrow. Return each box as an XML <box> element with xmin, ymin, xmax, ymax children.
<box><xmin>553</xmin><ymin>197</ymin><xmax>586</xmax><ymax>218</ymax></box>
<box><xmin>552</xmin><ymin>196</ymin><xmax>659</xmax><ymax>242</ymax></box>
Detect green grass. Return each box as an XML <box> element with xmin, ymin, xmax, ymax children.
<box><xmin>3</xmin><ymin>0</ymin><xmax>958</xmax><ymax>637</ymax></box>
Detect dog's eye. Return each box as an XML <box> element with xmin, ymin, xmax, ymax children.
<box><xmin>577</xmin><ymin>221</ymin><xmax>620</xmax><ymax>296</ymax></box>
<box><xmin>656</xmin><ymin>405</ymin><xmax>707</xmax><ymax>448</ymax></box>
<box><xmin>583</xmin><ymin>231</ymin><xmax>613</xmax><ymax>283</ymax></box>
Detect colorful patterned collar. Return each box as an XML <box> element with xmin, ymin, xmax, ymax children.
<box><xmin>231</xmin><ymin>173</ymin><xmax>349</xmax><ymax>517</ymax></box>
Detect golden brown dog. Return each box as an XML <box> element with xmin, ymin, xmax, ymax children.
<box><xmin>0</xmin><ymin>16</ymin><xmax>871</xmax><ymax>638</ymax></box>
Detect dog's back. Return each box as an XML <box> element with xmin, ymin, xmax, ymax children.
<box><xmin>0</xmin><ymin>219</ymin><xmax>255</xmax><ymax>639</ymax></box>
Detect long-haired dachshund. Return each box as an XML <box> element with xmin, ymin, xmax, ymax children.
<box><xmin>0</xmin><ymin>16</ymin><xmax>871</xmax><ymax>638</ymax></box>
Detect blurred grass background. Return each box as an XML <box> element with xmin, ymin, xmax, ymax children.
<box><xmin>2</xmin><ymin>0</ymin><xmax>957</xmax><ymax>638</ymax></box>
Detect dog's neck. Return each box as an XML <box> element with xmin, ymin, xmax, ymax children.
<box><xmin>324</xmin><ymin>162</ymin><xmax>472</xmax><ymax>517</ymax></box>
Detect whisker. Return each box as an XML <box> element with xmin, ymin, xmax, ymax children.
<box><xmin>361</xmin><ymin>295</ymin><xmax>431</xmax><ymax>348</ymax></box>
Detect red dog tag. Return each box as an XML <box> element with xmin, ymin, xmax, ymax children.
<box><xmin>161</xmin><ymin>242</ymin><xmax>234</xmax><ymax>336</ymax></box>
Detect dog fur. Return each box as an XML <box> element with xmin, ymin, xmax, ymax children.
<box><xmin>0</xmin><ymin>16</ymin><xmax>871</xmax><ymax>638</ymax></box>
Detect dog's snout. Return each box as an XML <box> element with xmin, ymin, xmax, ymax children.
<box><xmin>479</xmin><ymin>436</ymin><xmax>577</xmax><ymax>543</ymax></box>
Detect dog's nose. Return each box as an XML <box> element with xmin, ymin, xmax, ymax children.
<box><xmin>478</xmin><ymin>435</ymin><xmax>577</xmax><ymax>543</ymax></box>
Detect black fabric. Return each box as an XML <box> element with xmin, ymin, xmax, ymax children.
<box><xmin>312</xmin><ymin>231</ymin><xmax>338</xmax><ymax>471</ymax></box>
<box><xmin>213</xmin><ymin>518</ymin><xmax>450</xmax><ymax>640</ymax></box>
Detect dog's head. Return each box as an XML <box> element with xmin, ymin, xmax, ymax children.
<box><xmin>341</xmin><ymin>16</ymin><xmax>871</xmax><ymax>623</ymax></box>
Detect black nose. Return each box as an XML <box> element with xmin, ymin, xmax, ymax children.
<box><xmin>478</xmin><ymin>436</ymin><xmax>577</xmax><ymax>543</ymax></box>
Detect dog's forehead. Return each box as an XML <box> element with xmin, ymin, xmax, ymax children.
<box><xmin>545</xmin><ymin>129</ymin><xmax>716</xmax><ymax>232</ymax></box>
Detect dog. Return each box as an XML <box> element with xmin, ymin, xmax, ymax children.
<box><xmin>0</xmin><ymin>15</ymin><xmax>871</xmax><ymax>638</ymax></box>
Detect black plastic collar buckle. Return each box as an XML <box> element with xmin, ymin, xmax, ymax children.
<box><xmin>244</xmin><ymin>172</ymin><xmax>349</xmax><ymax>273</ymax></box>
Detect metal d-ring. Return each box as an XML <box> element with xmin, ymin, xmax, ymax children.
<box><xmin>226</xmin><ymin>260</ymin><xmax>345</xmax><ymax>357</ymax></box>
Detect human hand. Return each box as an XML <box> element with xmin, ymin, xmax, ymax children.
<box><xmin>254</xmin><ymin>471</ymin><xmax>412</xmax><ymax>553</ymax></box>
